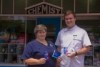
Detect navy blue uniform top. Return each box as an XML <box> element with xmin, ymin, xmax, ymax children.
<box><xmin>21</xmin><ymin>40</ymin><xmax>57</xmax><ymax>67</ymax></box>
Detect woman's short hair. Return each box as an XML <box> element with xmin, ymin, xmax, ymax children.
<box><xmin>34</xmin><ymin>24</ymin><xmax>47</xmax><ymax>34</ymax></box>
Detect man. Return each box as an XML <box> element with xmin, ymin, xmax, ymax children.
<box><xmin>55</xmin><ymin>10</ymin><xmax>92</xmax><ymax>67</ymax></box>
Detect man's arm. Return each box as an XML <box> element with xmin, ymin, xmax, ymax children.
<box><xmin>75</xmin><ymin>46</ymin><xmax>91</xmax><ymax>55</ymax></box>
<box><xmin>67</xmin><ymin>45</ymin><xmax>92</xmax><ymax>57</ymax></box>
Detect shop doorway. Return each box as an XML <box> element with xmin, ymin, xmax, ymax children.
<box><xmin>37</xmin><ymin>17</ymin><xmax>61</xmax><ymax>42</ymax></box>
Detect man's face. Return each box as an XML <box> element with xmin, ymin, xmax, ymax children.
<box><xmin>65</xmin><ymin>14</ymin><xmax>76</xmax><ymax>28</ymax></box>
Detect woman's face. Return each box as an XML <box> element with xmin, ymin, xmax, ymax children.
<box><xmin>36</xmin><ymin>30</ymin><xmax>47</xmax><ymax>40</ymax></box>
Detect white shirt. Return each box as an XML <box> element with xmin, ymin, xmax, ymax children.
<box><xmin>55</xmin><ymin>25</ymin><xmax>92</xmax><ymax>67</ymax></box>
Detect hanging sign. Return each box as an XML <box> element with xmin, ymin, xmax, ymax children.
<box><xmin>25</xmin><ymin>2</ymin><xmax>62</xmax><ymax>15</ymax></box>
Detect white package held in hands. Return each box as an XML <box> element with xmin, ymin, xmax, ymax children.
<box><xmin>60</xmin><ymin>47</ymin><xmax>71</xmax><ymax>67</ymax></box>
<box><xmin>60</xmin><ymin>54</ymin><xmax>71</xmax><ymax>67</ymax></box>
<box><xmin>60</xmin><ymin>47</ymin><xmax>75</xmax><ymax>67</ymax></box>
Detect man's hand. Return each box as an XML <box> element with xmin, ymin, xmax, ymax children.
<box><xmin>67</xmin><ymin>52</ymin><xmax>76</xmax><ymax>58</ymax></box>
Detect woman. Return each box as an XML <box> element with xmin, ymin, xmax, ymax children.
<box><xmin>21</xmin><ymin>24</ymin><xmax>57</xmax><ymax>67</ymax></box>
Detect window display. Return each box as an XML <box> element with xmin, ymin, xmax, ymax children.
<box><xmin>0</xmin><ymin>17</ymin><xmax>26</xmax><ymax>64</ymax></box>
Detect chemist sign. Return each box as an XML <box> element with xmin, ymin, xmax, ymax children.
<box><xmin>25</xmin><ymin>2</ymin><xmax>63</xmax><ymax>15</ymax></box>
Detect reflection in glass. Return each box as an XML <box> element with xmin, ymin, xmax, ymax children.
<box><xmin>0</xmin><ymin>16</ymin><xmax>26</xmax><ymax>64</ymax></box>
<box><xmin>27</xmin><ymin>0</ymin><xmax>42</xmax><ymax>7</ymax></box>
<box><xmin>46</xmin><ymin>0</ymin><xmax>61</xmax><ymax>6</ymax></box>
<box><xmin>7</xmin><ymin>54</ymin><xmax>17</xmax><ymax>63</ymax></box>
<box><xmin>2</xmin><ymin>0</ymin><xmax>13</xmax><ymax>14</ymax></box>
<box><xmin>90</xmin><ymin>0</ymin><xmax>100</xmax><ymax>13</ymax></box>
<box><xmin>75</xmin><ymin>0</ymin><xmax>87</xmax><ymax>13</ymax></box>
<box><xmin>0</xmin><ymin>0</ymin><xmax>1</xmax><ymax>14</ymax></box>
<box><xmin>14</xmin><ymin>0</ymin><xmax>26</xmax><ymax>14</ymax></box>
<box><xmin>0</xmin><ymin>54</ymin><xmax>7</xmax><ymax>63</ymax></box>
<box><xmin>63</xmin><ymin>0</ymin><xmax>74</xmax><ymax>13</ymax></box>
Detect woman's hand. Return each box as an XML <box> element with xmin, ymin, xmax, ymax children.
<box><xmin>56</xmin><ymin>57</ymin><xmax>62</xmax><ymax>67</ymax></box>
<box><xmin>38</xmin><ymin>58</ymin><xmax>46</xmax><ymax>64</ymax></box>
<box><xmin>57</xmin><ymin>57</ymin><xmax>62</xmax><ymax>63</ymax></box>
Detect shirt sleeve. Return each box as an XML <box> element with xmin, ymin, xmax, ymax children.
<box><xmin>82</xmin><ymin>31</ymin><xmax>92</xmax><ymax>47</ymax></box>
<box><xmin>21</xmin><ymin>43</ymin><xmax>33</xmax><ymax>60</ymax></box>
<box><xmin>55</xmin><ymin>31</ymin><xmax>61</xmax><ymax>46</ymax></box>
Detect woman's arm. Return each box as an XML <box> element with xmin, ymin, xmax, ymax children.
<box><xmin>24</xmin><ymin>58</ymin><xmax>46</xmax><ymax>65</ymax></box>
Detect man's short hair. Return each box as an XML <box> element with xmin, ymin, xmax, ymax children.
<box><xmin>64</xmin><ymin>10</ymin><xmax>76</xmax><ymax>18</ymax></box>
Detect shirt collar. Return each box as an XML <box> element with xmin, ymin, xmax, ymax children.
<box><xmin>64</xmin><ymin>25</ymin><xmax>78</xmax><ymax>32</ymax></box>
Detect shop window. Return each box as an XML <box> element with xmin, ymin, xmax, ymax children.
<box><xmin>0</xmin><ymin>0</ymin><xmax>1</xmax><ymax>14</ymax></box>
<box><xmin>27</xmin><ymin>0</ymin><xmax>41</xmax><ymax>7</ymax></box>
<box><xmin>63</xmin><ymin>0</ymin><xmax>74</xmax><ymax>13</ymax></box>
<box><xmin>94</xmin><ymin>46</ymin><xmax>100</xmax><ymax>66</ymax></box>
<box><xmin>0</xmin><ymin>16</ymin><xmax>26</xmax><ymax>64</ymax></box>
<box><xmin>14</xmin><ymin>0</ymin><xmax>26</xmax><ymax>14</ymax></box>
<box><xmin>2</xmin><ymin>0</ymin><xmax>13</xmax><ymax>14</ymax></box>
<box><xmin>27</xmin><ymin>20</ymin><xmax>36</xmax><ymax>42</ymax></box>
<box><xmin>46</xmin><ymin>0</ymin><xmax>61</xmax><ymax>7</ymax></box>
<box><xmin>75</xmin><ymin>0</ymin><xmax>87</xmax><ymax>13</ymax></box>
<box><xmin>90</xmin><ymin>0</ymin><xmax>100</xmax><ymax>13</ymax></box>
